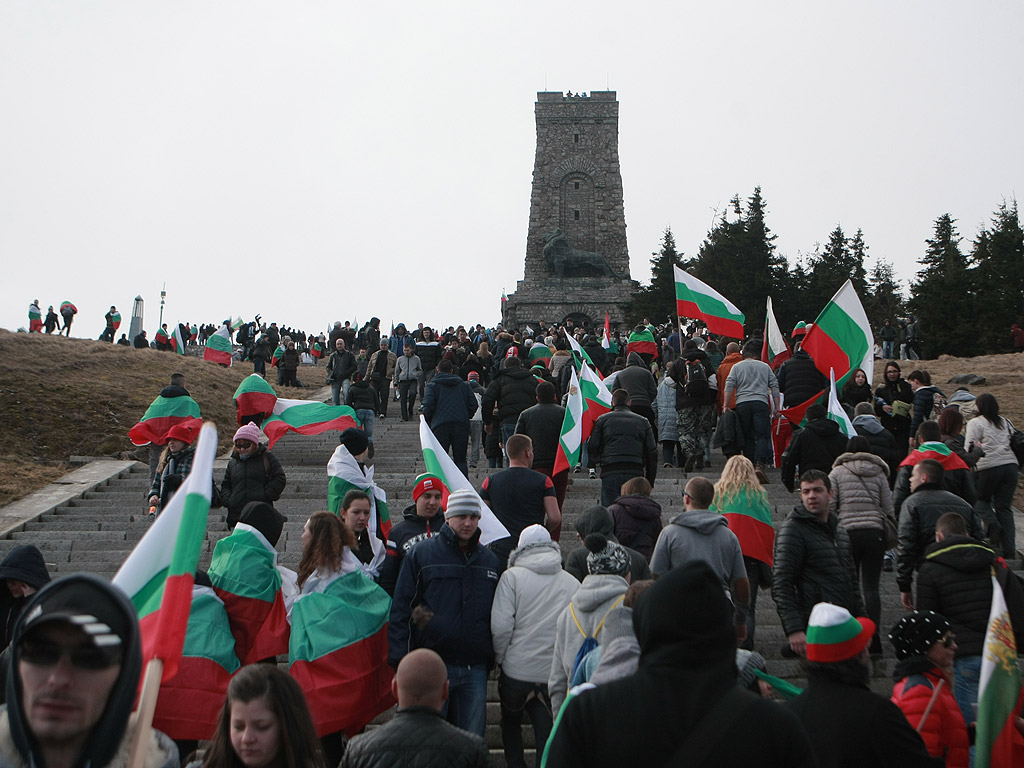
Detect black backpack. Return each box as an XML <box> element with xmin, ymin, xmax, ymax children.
<box><xmin>684</xmin><ymin>361</ymin><xmax>709</xmax><ymax>399</ymax></box>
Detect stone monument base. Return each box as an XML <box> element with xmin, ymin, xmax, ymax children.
<box><xmin>503</xmin><ymin>276</ymin><xmax>637</xmax><ymax>333</ymax></box>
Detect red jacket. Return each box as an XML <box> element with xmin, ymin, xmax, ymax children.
<box><xmin>891</xmin><ymin>668</ymin><xmax>969</xmax><ymax>767</ymax></box>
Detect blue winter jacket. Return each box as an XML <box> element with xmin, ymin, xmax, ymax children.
<box><xmin>388</xmin><ymin>524</ymin><xmax>500</xmax><ymax>668</ymax></box>
<box><xmin>422</xmin><ymin>372</ymin><xmax>478</xmax><ymax>427</ymax></box>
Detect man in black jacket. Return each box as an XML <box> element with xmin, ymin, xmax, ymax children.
<box><xmin>326</xmin><ymin>338</ymin><xmax>357</xmax><ymax>406</ymax></box>
<box><xmin>615</xmin><ymin>352</ymin><xmax>658</xmax><ymax>438</ymax></box>
<box><xmin>481</xmin><ymin>356</ymin><xmax>539</xmax><ymax>465</ymax></box>
<box><xmin>514</xmin><ymin>381</ymin><xmax>568</xmax><ymax>509</ymax></box>
<box><xmin>780</xmin><ymin>404</ymin><xmax>849</xmax><ymax>492</ymax></box>
<box><xmin>378</xmin><ymin>474</ymin><xmax>448</xmax><ymax>596</ymax></box>
<box><xmin>588</xmin><ymin>389</ymin><xmax>657</xmax><ymax>507</ymax></box>
<box><xmin>422</xmin><ymin>359</ymin><xmax>477</xmax><ymax>476</ymax></box>
<box><xmin>776</xmin><ymin>346</ymin><xmax>828</xmax><ymax>408</ymax></box>
<box><xmin>342</xmin><ymin>648</ymin><xmax>489</xmax><ymax>768</ymax></box>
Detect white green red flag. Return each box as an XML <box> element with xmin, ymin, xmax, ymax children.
<box><xmin>152</xmin><ymin>586</ymin><xmax>240</xmax><ymax>740</ymax></box>
<box><xmin>230</xmin><ymin>316</ymin><xmax>244</xmax><ymax>331</ymax></box>
<box><xmin>203</xmin><ymin>325</ymin><xmax>233</xmax><ymax>366</ymax></box>
<box><xmin>626</xmin><ymin>328</ymin><xmax>657</xmax><ymax>358</ymax></box>
<box><xmin>170</xmin><ymin>324</ymin><xmax>186</xmax><ymax>355</ymax></box>
<box><xmin>529</xmin><ymin>343</ymin><xmax>553</xmax><ymax>361</ymax></box>
<box><xmin>28</xmin><ymin>303</ymin><xmax>42</xmax><ymax>332</ymax></box>
<box><xmin>578</xmin><ymin>359</ymin><xmax>613</xmax><ymax>434</ymax></box>
<box><xmin>111</xmin><ymin>311</ymin><xmax>122</xmax><ymax>331</ymax></box>
<box><xmin>113</xmin><ymin>422</ymin><xmax>216</xmax><ymax>682</ymax></box>
<box><xmin>59</xmin><ymin>300</ymin><xmax>77</xmax><ymax>315</ymax></box>
<box><xmin>289</xmin><ymin>571</ymin><xmax>395</xmax><ymax>737</ymax></box>
<box><xmin>189</xmin><ymin>324</ymin><xmax>198</xmax><ymax>341</ymax></box>
<box><xmin>826</xmin><ymin>368</ymin><xmax>854</xmax><ymax>438</ymax></box>
<box><xmin>565</xmin><ymin>332</ymin><xmax>599</xmax><ymax>374</ymax></box>
<box><xmin>501</xmin><ymin>289</ymin><xmax>508</xmax><ymax>303</ymax></box>
<box><xmin>800</xmin><ymin>279</ymin><xmax>874</xmax><ymax>390</ymax></box>
<box><xmin>327</xmin><ymin>444</ymin><xmax>392</xmax><ymax>544</ymax></box>
<box><xmin>673</xmin><ymin>265</ymin><xmax>746</xmax><ymax>339</ymax></box>
<box><xmin>233</xmin><ymin>375</ymin><xmax>278</xmax><ymax>425</ymax></box>
<box><xmin>554</xmin><ymin>367</ymin><xmax>584</xmax><ymax>474</ymax></box>
<box><xmin>311</xmin><ymin>342</ymin><xmax>324</xmax><ymax>359</ymax></box>
<box><xmin>270</xmin><ymin>345</ymin><xmax>285</xmax><ymax>367</ymax></box>
<box><xmin>761</xmin><ymin>296</ymin><xmax>791</xmax><ymax>370</ymax></box>
<box><xmin>128</xmin><ymin>396</ymin><xmax>202</xmax><ymax>446</ymax></box>
<box><xmin>155</xmin><ymin>326</ymin><xmax>170</xmax><ymax>346</ymax></box>
<box><xmin>975</xmin><ymin>569</ymin><xmax>1024</xmax><ymax>768</ymax></box>
<box><xmin>261</xmin><ymin>398</ymin><xmax>360</xmax><ymax>449</ymax></box>
<box><xmin>418</xmin><ymin>416</ymin><xmax>509</xmax><ymax>545</ymax></box>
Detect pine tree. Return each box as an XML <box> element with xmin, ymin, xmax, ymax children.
<box><xmin>847</xmin><ymin>228</ymin><xmax>870</xmax><ymax>295</ymax></box>
<box><xmin>910</xmin><ymin>214</ymin><xmax>975</xmax><ymax>356</ymax></box>
<box><xmin>971</xmin><ymin>200</ymin><xmax>1024</xmax><ymax>352</ymax></box>
<box><xmin>865</xmin><ymin>259</ymin><xmax>905</xmax><ymax>329</ymax></box>
<box><xmin>628</xmin><ymin>227</ymin><xmax>681</xmax><ymax>324</ymax></box>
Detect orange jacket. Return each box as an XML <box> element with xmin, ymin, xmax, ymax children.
<box><xmin>891</xmin><ymin>668</ymin><xmax>969</xmax><ymax>768</ymax></box>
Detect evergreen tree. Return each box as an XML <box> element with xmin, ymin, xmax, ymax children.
<box><xmin>628</xmin><ymin>227</ymin><xmax>681</xmax><ymax>325</ymax></box>
<box><xmin>865</xmin><ymin>258</ymin><xmax>905</xmax><ymax>330</ymax></box>
<box><xmin>909</xmin><ymin>214</ymin><xmax>975</xmax><ymax>356</ymax></box>
<box><xmin>846</xmin><ymin>228</ymin><xmax>870</xmax><ymax>295</ymax></box>
<box><xmin>971</xmin><ymin>200</ymin><xmax>1024</xmax><ymax>352</ymax></box>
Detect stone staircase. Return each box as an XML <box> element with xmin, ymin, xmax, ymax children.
<box><xmin>2</xmin><ymin>408</ymin><xmax>1021</xmax><ymax>764</ymax></box>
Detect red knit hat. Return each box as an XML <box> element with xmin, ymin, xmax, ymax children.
<box><xmin>412</xmin><ymin>473</ymin><xmax>448</xmax><ymax>502</ymax></box>
<box><xmin>166</xmin><ymin>422</ymin><xmax>196</xmax><ymax>445</ymax></box>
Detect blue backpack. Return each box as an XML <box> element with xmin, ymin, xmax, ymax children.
<box><xmin>569</xmin><ymin>596</ymin><xmax>624</xmax><ymax>680</ymax></box>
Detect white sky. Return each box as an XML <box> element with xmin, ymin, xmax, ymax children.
<box><xmin>2</xmin><ymin>1</ymin><xmax>1021</xmax><ymax>339</ymax></box>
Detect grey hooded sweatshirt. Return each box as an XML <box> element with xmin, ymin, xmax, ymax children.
<box><xmin>650</xmin><ymin>509</ymin><xmax>746</xmax><ymax>592</ymax></box>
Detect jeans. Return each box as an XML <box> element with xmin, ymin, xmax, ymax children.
<box><xmin>881</xmin><ymin>341</ymin><xmax>895</xmax><ymax>360</ymax></box>
<box><xmin>469</xmin><ymin>421</ymin><xmax>482</xmax><ymax>466</ymax></box>
<box><xmin>661</xmin><ymin>440</ymin><xmax>682</xmax><ymax>467</ymax></box>
<box><xmin>434</xmin><ymin>422</ymin><xmax>470</xmax><ymax>477</ymax></box>
<box><xmin>953</xmin><ymin>654</ymin><xmax>982</xmax><ymax>729</ymax></box>
<box><xmin>735</xmin><ymin>401</ymin><xmax>772</xmax><ymax>466</ymax></box>
<box><xmin>501</xmin><ymin>421</ymin><xmax>517</xmax><ymax>467</ymax></box>
<box><xmin>498</xmin><ymin>673</ymin><xmax>553</xmax><ymax>768</ymax></box>
<box><xmin>442</xmin><ymin>663</ymin><xmax>488</xmax><ymax>737</ymax></box>
<box><xmin>371</xmin><ymin>377</ymin><xmax>390</xmax><ymax>417</ymax></box>
<box><xmin>974</xmin><ymin>462</ymin><xmax>1019</xmax><ymax>557</ymax></box>
<box><xmin>740</xmin><ymin>556</ymin><xmax>769</xmax><ymax>650</ymax></box>
<box><xmin>398</xmin><ymin>380</ymin><xmax>417</xmax><ymax>420</ymax></box>
<box><xmin>847</xmin><ymin>527</ymin><xmax>885</xmax><ymax>654</ymax></box>
<box><xmin>355</xmin><ymin>409</ymin><xmax>375</xmax><ymax>442</ymax></box>
<box><xmin>330</xmin><ymin>379</ymin><xmax>350</xmax><ymax>406</ymax></box>
<box><xmin>600</xmin><ymin>471</ymin><xmax>640</xmax><ymax>508</ymax></box>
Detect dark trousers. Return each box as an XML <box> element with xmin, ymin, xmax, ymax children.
<box><xmin>398</xmin><ymin>380</ymin><xmax>417</xmax><ymax>421</ymax></box>
<box><xmin>735</xmin><ymin>401</ymin><xmax>771</xmax><ymax>465</ymax></box>
<box><xmin>434</xmin><ymin>421</ymin><xmax>470</xmax><ymax>477</ymax></box>
<box><xmin>740</xmin><ymin>556</ymin><xmax>770</xmax><ymax>650</ymax></box>
<box><xmin>371</xmin><ymin>376</ymin><xmax>390</xmax><ymax>417</ymax></box>
<box><xmin>498</xmin><ymin>672</ymin><xmax>553</xmax><ymax>768</ymax></box>
<box><xmin>975</xmin><ymin>462</ymin><xmax>1019</xmax><ymax>557</ymax></box>
<box><xmin>600</xmin><ymin>470</ymin><xmax>641</xmax><ymax>508</ymax></box>
<box><xmin>630</xmin><ymin>404</ymin><xmax>658</xmax><ymax>443</ymax></box>
<box><xmin>847</xmin><ymin>527</ymin><xmax>885</xmax><ymax>653</ymax></box>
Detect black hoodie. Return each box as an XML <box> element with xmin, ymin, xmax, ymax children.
<box><xmin>0</xmin><ymin>547</ymin><xmax>51</xmax><ymax>650</ymax></box>
<box><xmin>781</xmin><ymin>417</ymin><xmax>850</xmax><ymax>491</ymax></box>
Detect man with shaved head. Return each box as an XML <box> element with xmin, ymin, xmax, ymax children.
<box><xmin>341</xmin><ymin>649</ymin><xmax>490</xmax><ymax>768</ymax></box>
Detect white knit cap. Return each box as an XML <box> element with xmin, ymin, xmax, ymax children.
<box><xmin>517</xmin><ymin>524</ymin><xmax>551</xmax><ymax>547</ymax></box>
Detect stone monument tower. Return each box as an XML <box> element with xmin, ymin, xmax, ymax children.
<box><xmin>503</xmin><ymin>91</ymin><xmax>635</xmax><ymax>332</ymax></box>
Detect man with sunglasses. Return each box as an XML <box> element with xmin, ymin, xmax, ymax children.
<box><xmin>1</xmin><ymin>573</ymin><xmax>178</xmax><ymax>768</ymax></box>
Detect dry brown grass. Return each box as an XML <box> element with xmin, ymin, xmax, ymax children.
<box><xmin>0</xmin><ymin>329</ymin><xmax>292</xmax><ymax>505</ymax></box>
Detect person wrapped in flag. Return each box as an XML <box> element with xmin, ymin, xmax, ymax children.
<box><xmin>100</xmin><ymin>305</ymin><xmax>119</xmax><ymax>342</ymax></box>
<box><xmin>208</xmin><ymin>501</ymin><xmax>292</xmax><ymax>666</ymax></box>
<box><xmin>377</xmin><ymin>473</ymin><xmax>448</xmax><ymax>596</ymax></box>
<box><xmin>337</xmin><ymin>489</ymin><xmax>386</xmax><ymax>579</ymax></box>
<box><xmin>59</xmin><ymin>299</ymin><xmax>77</xmax><ymax>336</ymax></box>
<box><xmin>27</xmin><ymin>300</ymin><xmax>42</xmax><ymax>333</ymax></box>
<box><xmin>289</xmin><ymin>512</ymin><xmax>394</xmax><ymax>762</ymax></box>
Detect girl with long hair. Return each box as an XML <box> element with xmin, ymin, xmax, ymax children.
<box><xmin>711</xmin><ymin>455</ymin><xmax>774</xmax><ymax>650</ymax></box>
<box><xmin>965</xmin><ymin>393</ymin><xmax>1020</xmax><ymax>557</ymax></box>
<box><xmin>297</xmin><ymin>512</ymin><xmax>357</xmax><ymax>592</ymax></box>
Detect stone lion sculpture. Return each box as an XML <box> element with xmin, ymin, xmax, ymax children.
<box><xmin>542</xmin><ymin>229</ymin><xmax>620</xmax><ymax>279</ymax></box>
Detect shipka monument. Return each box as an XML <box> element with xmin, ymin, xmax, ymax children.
<box><xmin>503</xmin><ymin>91</ymin><xmax>635</xmax><ymax>331</ymax></box>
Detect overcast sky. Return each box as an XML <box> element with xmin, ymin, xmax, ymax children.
<box><xmin>2</xmin><ymin>1</ymin><xmax>1021</xmax><ymax>339</ymax></box>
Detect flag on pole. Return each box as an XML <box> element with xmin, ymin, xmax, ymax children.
<box><xmin>501</xmin><ymin>290</ymin><xmax>508</xmax><ymax>304</ymax></box>
<box><xmin>113</xmin><ymin>422</ymin><xmax>217</xmax><ymax>682</ymax></box>
<box><xmin>761</xmin><ymin>297</ymin><xmax>791</xmax><ymax>370</ymax></box>
<box><xmin>170</xmin><ymin>324</ymin><xmax>186</xmax><ymax>355</ymax></box>
<box><xmin>203</xmin><ymin>325</ymin><xmax>233</xmax><ymax>366</ymax></box>
<box><xmin>554</xmin><ymin>368</ymin><xmax>584</xmax><ymax>474</ymax></box>
<box><xmin>826</xmin><ymin>368</ymin><xmax>855</xmax><ymax>437</ymax></box>
<box><xmin>800</xmin><ymin>279</ymin><xmax>874</xmax><ymax>390</ymax></box>
<box><xmin>419</xmin><ymin>417</ymin><xmax>509</xmax><ymax>545</ymax></box>
<box><xmin>28</xmin><ymin>303</ymin><xmax>42</xmax><ymax>332</ymax></box>
<box><xmin>626</xmin><ymin>328</ymin><xmax>657</xmax><ymax>358</ymax></box>
<box><xmin>328</xmin><ymin>444</ymin><xmax>392</xmax><ymax>542</ymax></box>
<box><xmin>230</xmin><ymin>316</ymin><xmax>244</xmax><ymax>332</ymax></box>
<box><xmin>578</xmin><ymin>360</ymin><xmax>614</xmax><ymax>435</ymax></box>
<box><xmin>233</xmin><ymin>375</ymin><xmax>278</xmax><ymax>426</ymax></box>
<box><xmin>565</xmin><ymin>332</ymin><xmax>598</xmax><ymax>373</ymax></box>
<box><xmin>673</xmin><ymin>265</ymin><xmax>746</xmax><ymax>338</ymax></box>
<box><xmin>129</xmin><ymin>396</ymin><xmax>202</xmax><ymax>447</ymax></box>
<box><xmin>975</xmin><ymin>569</ymin><xmax>1024</xmax><ymax>768</ymax></box>
<box><xmin>270</xmin><ymin>345</ymin><xmax>285</xmax><ymax>367</ymax></box>
<box><xmin>261</xmin><ymin>399</ymin><xmax>360</xmax><ymax>449</ymax></box>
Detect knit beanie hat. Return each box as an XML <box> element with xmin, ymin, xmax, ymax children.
<box><xmin>805</xmin><ymin>603</ymin><xmax>875</xmax><ymax>663</ymax></box>
<box><xmin>444</xmin><ymin>488</ymin><xmax>481</xmax><ymax>519</ymax></box>
<box><xmin>233</xmin><ymin>423</ymin><xmax>262</xmax><ymax>445</ymax></box>
<box><xmin>339</xmin><ymin>427</ymin><xmax>369</xmax><ymax>457</ymax></box>
<box><xmin>736</xmin><ymin>649</ymin><xmax>768</xmax><ymax>691</ymax></box>
<box><xmin>888</xmin><ymin>611</ymin><xmax>951</xmax><ymax>661</ymax></box>
<box><xmin>517</xmin><ymin>524</ymin><xmax>550</xmax><ymax>548</ymax></box>
<box><xmin>585</xmin><ymin>533</ymin><xmax>629</xmax><ymax>577</ymax></box>
<box><xmin>467</xmin><ymin>371</ymin><xmax>480</xmax><ymax>381</ymax></box>
<box><xmin>412</xmin><ymin>473</ymin><xmax>447</xmax><ymax>502</ymax></box>
<box><xmin>166</xmin><ymin>422</ymin><xmax>197</xmax><ymax>445</ymax></box>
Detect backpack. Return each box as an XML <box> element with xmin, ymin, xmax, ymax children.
<box><xmin>569</xmin><ymin>596</ymin><xmax>624</xmax><ymax>680</ymax></box>
<box><xmin>683</xmin><ymin>360</ymin><xmax>710</xmax><ymax>399</ymax></box>
<box><xmin>928</xmin><ymin>389</ymin><xmax>948</xmax><ymax>421</ymax></box>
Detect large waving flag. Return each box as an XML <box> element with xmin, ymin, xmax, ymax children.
<box><xmin>129</xmin><ymin>396</ymin><xmax>202</xmax><ymax>447</ymax></box>
<box><xmin>328</xmin><ymin>444</ymin><xmax>392</xmax><ymax>542</ymax></box>
<box><xmin>152</xmin><ymin>585</ymin><xmax>240</xmax><ymax>740</ymax></box>
<box><xmin>170</xmin><ymin>324</ymin><xmax>186</xmax><ymax>355</ymax></box>
<box><xmin>578</xmin><ymin>360</ymin><xmax>613</xmax><ymax>434</ymax></box>
<box><xmin>800</xmin><ymin>279</ymin><xmax>874</xmax><ymax>390</ymax></box>
<box><xmin>554</xmin><ymin>368</ymin><xmax>585</xmax><ymax>474</ymax></box>
<box><xmin>289</xmin><ymin>571</ymin><xmax>395</xmax><ymax>737</ymax></box>
<box><xmin>113</xmin><ymin>422</ymin><xmax>217</xmax><ymax>682</ymax></box>
<box><xmin>761</xmin><ymin>297</ymin><xmax>791</xmax><ymax>370</ymax></box>
<box><xmin>203</xmin><ymin>325</ymin><xmax>233</xmax><ymax>366</ymax></box>
<box><xmin>626</xmin><ymin>328</ymin><xmax>657</xmax><ymax>358</ymax></box>
<box><xmin>234</xmin><ymin>374</ymin><xmax>278</xmax><ymax>426</ymax></box>
<box><xmin>673</xmin><ymin>265</ymin><xmax>745</xmax><ymax>338</ymax></box>
<box><xmin>261</xmin><ymin>398</ymin><xmax>360</xmax><ymax>449</ymax></box>
<box><xmin>565</xmin><ymin>332</ymin><xmax>599</xmax><ymax>374</ymax></box>
<box><xmin>826</xmin><ymin>369</ymin><xmax>855</xmax><ymax>438</ymax></box>
<box><xmin>419</xmin><ymin>417</ymin><xmax>509</xmax><ymax>545</ymax></box>
<box><xmin>975</xmin><ymin>569</ymin><xmax>1024</xmax><ymax>768</ymax></box>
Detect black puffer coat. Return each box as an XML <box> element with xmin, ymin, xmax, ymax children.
<box><xmin>772</xmin><ymin>506</ymin><xmax>864</xmax><ymax>636</ymax></box>
<box><xmin>219</xmin><ymin>445</ymin><xmax>287</xmax><ymax>527</ymax></box>
<box><xmin>615</xmin><ymin>353</ymin><xmax>658</xmax><ymax>408</ymax></box>
<box><xmin>481</xmin><ymin>367</ymin><xmax>538</xmax><ymax>426</ymax></box>
<box><xmin>780</xmin><ymin>418</ymin><xmax>850</xmax><ymax>492</ymax></box>
<box><xmin>776</xmin><ymin>350</ymin><xmax>828</xmax><ymax>407</ymax></box>
<box><xmin>896</xmin><ymin>485</ymin><xmax>985</xmax><ymax>592</ymax></box>
<box><xmin>341</xmin><ymin>706</ymin><xmax>489</xmax><ymax>768</ymax></box>
<box><xmin>347</xmin><ymin>378</ymin><xmax>381</xmax><ymax>412</ymax></box>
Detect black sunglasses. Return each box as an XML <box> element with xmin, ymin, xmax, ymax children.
<box><xmin>234</xmin><ymin>440</ymin><xmax>255</xmax><ymax>448</ymax></box>
<box><xmin>20</xmin><ymin>638</ymin><xmax>121</xmax><ymax>670</ymax></box>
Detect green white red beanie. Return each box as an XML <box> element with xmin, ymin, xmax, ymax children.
<box><xmin>805</xmin><ymin>603</ymin><xmax>875</xmax><ymax>663</ymax></box>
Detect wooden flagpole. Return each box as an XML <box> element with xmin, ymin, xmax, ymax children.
<box><xmin>128</xmin><ymin>658</ymin><xmax>164</xmax><ymax>768</ymax></box>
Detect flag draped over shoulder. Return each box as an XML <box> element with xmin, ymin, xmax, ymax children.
<box><xmin>762</xmin><ymin>297</ymin><xmax>791</xmax><ymax>370</ymax></box>
<box><xmin>203</xmin><ymin>325</ymin><xmax>233</xmax><ymax>366</ymax></box>
<box><xmin>626</xmin><ymin>328</ymin><xmax>657</xmax><ymax>358</ymax></box>
<box><xmin>128</xmin><ymin>396</ymin><xmax>202</xmax><ymax>447</ymax></box>
<box><xmin>327</xmin><ymin>444</ymin><xmax>391</xmax><ymax>543</ymax></box>
<box><xmin>554</xmin><ymin>367</ymin><xmax>584</xmax><ymax>474</ymax></box>
<box><xmin>155</xmin><ymin>326</ymin><xmax>170</xmax><ymax>346</ymax></box>
<box><xmin>975</xmin><ymin>569</ymin><xmax>1024</xmax><ymax>768</ymax></box>
<box><xmin>271</xmin><ymin>345</ymin><xmax>284</xmax><ymax>367</ymax></box>
<box><xmin>898</xmin><ymin>441</ymin><xmax>970</xmax><ymax>472</ymax></box>
<box><xmin>419</xmin><ymin>417</ymin><xmax>509</xmax><ymax>545</ymax></box>
<box><xmin>800</xmin><ymin>279</ymin><xmax>874</xmax><ymax>390</ymax></box>
<box><xmin>59</xmin><ymin>300</ymin><xmax>77</xmax><ymax>315</ymax></box>
<box><xmin>111</xmin><ymin>311</ymin><xmax>122</xmax><ymax>331</ymax></box>
<box><xmin>289</xmin><ymin>571</ymin><xmax>395</xmax><ymax>737</ymax></box>
<box><xmin>311</xmin><ymin>342</ymin><xmax>324</xmax><ymax>359</ymax></box>
<box><xmin>28</xmin><ymin>304</ymin><xmax>42</xmax><ymax>332</ymax></box>
<box><xmin>170</xmin><ymin>324</ymin><xmax>185</xmax><ymax>355</ymax></box>
<box><xmin>715</xmin><ymin>487</ymin><xmax>775</xmax><ymax>568</ymax></box>
<box><xmin>826</xmin><ymin>369</ymin><xmax>854</xmax><ymax>437</ymax></box>
<box><xmin>152</xmin><ymin>585</ymin><xmax>240</xmax><ymax>740</ymax></box>
<box><xmin>673</xmin><ymin>265</ymin><xmax>745</xmax><ymax>338</ymax></box>
<box><xmin>529</xmin><ymin>343</ymin><xmax>553</xmax><ymax>361</ymax></box>
<box><xmin>234</xmin><ymin>375</ymin><xmax>278</xmax><ymax>425</ymax></box>
<box><xmin>113</xmin><ymin>422</ymin><xmax>217</xmax><ymax>682</ymax></box>
<box><xmin>261</xmin><ymin>398</ymin><xmax>360</xmax><ymax>449</ymax></box>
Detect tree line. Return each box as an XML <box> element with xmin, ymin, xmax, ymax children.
<box><xmin>628</xmin><ymin>187</ymin><xmax>1024</xmax><ymax>358</ymax></box>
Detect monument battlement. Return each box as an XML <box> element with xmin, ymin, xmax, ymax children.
<box><xmin>536</xmin><ymin>90</ymin><xmax>617</xmax><ymax>103</ymax></box>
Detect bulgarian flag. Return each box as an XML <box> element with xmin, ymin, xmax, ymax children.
<box><xmin>800</xmin><ymin>279</ymin><xmax>874</xmax><ymax>390</ymax></box>
<box><xmin>234</xmin><ymin>374</ymin><xmax>278</xmax><ymax>426</ymax></box>
<box><xmin>28</xmin><ymin>304</ymin><xmax>42</xmax><ymax>332</ymax></box>
<box><xmin>601</xmin><ymin>313</ymin><xmax>616</xmax><ymax>353</ymax></box>
<box><xmin>129</xmin><ymin>396</ymin><xmax>202</xmax><ymax>447</ymax></box>
<box><xmin>712</xmin><ymin>488</ymin><xmax>775</xmax><ymax>567</ymax></box>
<box><xmin>419</xmin><ymin>416</ymin><xmax>509</xmax><ymax>545</ymax></box>
<box><xmin>826</xmin><ymin>368</ymin><xmax>855</xmax><ymax>438</ymax></box>
<box><xmin>761</xmin><ymin>296</ymin><xmax>791</xmax><ymax>370</ymax></box>
<box><xmin>111</xmin><ymin>311</ymin><xmax>122</xmax><ymax>331</ymax></box>
<box><xmin>289</xmin><ymin>571</ymin><xmax>395</xmax><ymax>737</ymax></box>
<box><xmin>207</xmin><ymin>522</ymin><xmax>290</xmax><ymax>665</ymax></box>
<box><xmin>578</xmin><ymin>359</ymin><xmax>613</xmax><ymax>434</ymax></box>
<box><xmin>673</xmin><ymin>265</ymin><xmax>745</xmax><ymax>339</ymax></box>
<box><xmin>311</xmin><ymin>342</ymin><xmax>324</xmax><ymax>359</ymax></box>
<box><xmin>170</xmin><ymin>324</ymin><xmax>186</xmax><ymax>355</ymax></box>
<box><xmin>529</xmin><ymin>343</ymin><xmax>553</xmax><ymax>361</ymax></box>
<box><xmin>554</xmin><ymin>367</ymin><xmax>585</xmax><ymax>474</ymax></box>
<box><xmin>60</xmin><ymin>300</ymin><xmax>77</xmax><ymax>315</ymax></box>
<box><xmin>230</xmin><ymin>316</ymin><xmax>244</xmax><ymax>332</ymax></box>
<box><xmin>565</xmin><ymin>332</ymin><xmax>599</xmax><ymax>374</ymax></box>
<box><xmin>270</xmin><ymin>345</ymin><xmax>285</xmax><ymax>367</ymax></box>
<box><xmin>189</xmin><ymin>324</ymin><xmax>198</xmax><ymax>342</ymax></box>
<box><xmin>327</xmin><ymin>444</ymin><xmax>392</xmax><ymax>541</ymax></box>
<box><xmin>113</xmin><ymin>422</ymin><xmax>216</xmax><ymax>682</ymax></box>
<box><xmin>152</xmin><ymin>585</ymin><xmax>240</xmax><ymax>740</ymax></box>
<box><xmin>975</xmin><ymin>569</ymin><xmax>1024</xmax><ymax>768</ymax></box>
<box><xmin>203</xmin><ymin>325</ymin><xmax>233</xmax><ymax>366</ymax></box>
<box><xmin>501</xmin><ymin>289</ymin><xmax>508</xmax><ymax>304</ymax></box>
<box><xmin>626</xmin><ymin>328</ymin><xmax>657</xmax><ymax>358</ymax></box>
<box><xmin>155</xmin><ymin>326</ymin><xmax>170</xmax><ymax>347</ymax></box>
<box><xmin>261</xmin><ymin>398</ymin><xmax>361</xmax><ymax>449</ymax></box>
<box><xmin>898</xmin><ymin>441</ymin><xmax>970</xmax><ymax>472</ymax></box>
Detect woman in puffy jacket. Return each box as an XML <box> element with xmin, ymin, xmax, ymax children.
<box><xmin>652</xmin><ymin>363</ymin><xmax>681</xmax><ymax>467</ymax></box>
<box><xmin>829</xmin><ymin>435</ymin><xmax>894</xmax><ymax>657</ymax></box>
<box><xmin>965</xmin><ymin>393</ymin><xmax>1020</xmax><ymax>559</ymax></box>
<box><xmin>220</xmin><ymin>423</ymin><xmax>287</xmax><ymax>529</ymax></box>
<box><xmin>889</xmin><ymin>611</ymin><xmax>969</xmax><ymax>768</ymax></box>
